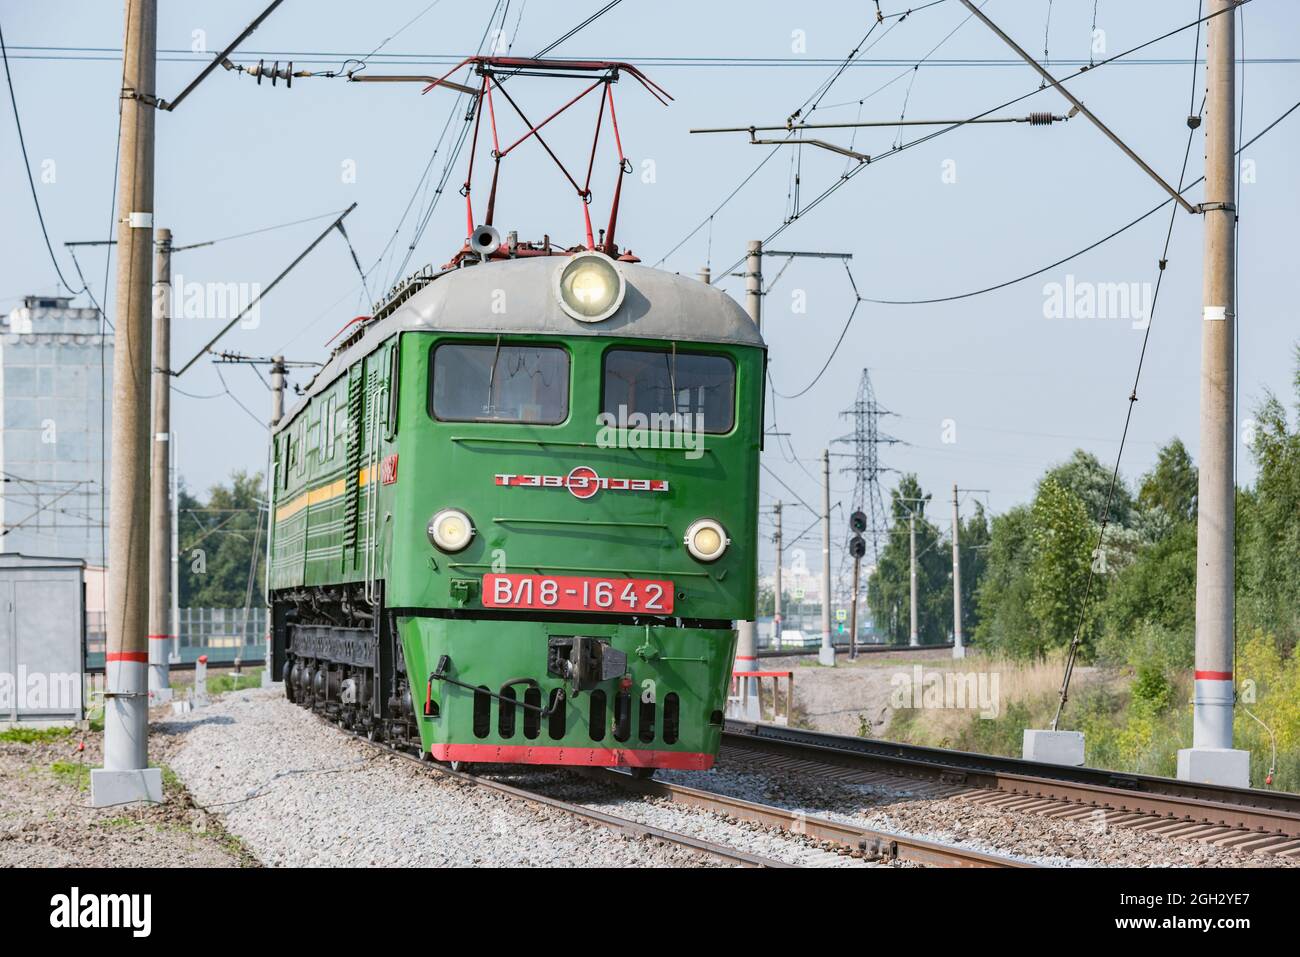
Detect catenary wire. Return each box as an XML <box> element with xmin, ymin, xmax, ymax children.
<box><xmin>706</xmin><ymin>0</ymin><xmax>1257</xmax><ymax>283</ymax></box>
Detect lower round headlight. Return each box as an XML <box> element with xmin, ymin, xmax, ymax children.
<box><xmin>428</xmin><ymin>508</ymin><xmax>474</xmax><ymax>552</ymax></box>
<box><xmin>684</xmin><ymin>518</ymin><xmax>729</xmax><ymax>562</ymax></box>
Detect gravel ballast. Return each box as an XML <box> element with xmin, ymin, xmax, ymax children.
<box><xmin>162</xmin><ymin>689</ymin><xmax>729</xmax><ymax>867</ymax></box>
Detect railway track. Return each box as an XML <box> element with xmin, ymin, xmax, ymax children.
<box><xmin>583</xmin><ymin>767</ymin><xmax>1032</xmax><ymax>867</ymax></box>
<box><xmin>346</xmin><ymin>727</ymin><xmax>793</xmax><ymax>868</ymax></box>
<box><xmin>723</xmin><ymin>722</ymin><xmax>1300</xmax><ymax>859</ymax></box>
<box><xmin>338</xmin><ymin>718</ymin><xmax>1023</xmax><ymax>867</ymax></box>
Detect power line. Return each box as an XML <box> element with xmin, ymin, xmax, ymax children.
<box><xmin>384</xmin><ymin>1</ymin><xmax>508</xmax><ymax>288</ymax></box>
<box><xmin>0</xmin><ymin>18</ymin><xmax>81</xmax><ymax>295</ymax></box>
<box><xmin>861</xmin><ymin>95</ymin><xmax>1298</xmax><ymax>307</ymax></box>
<box><xmin>213</xmin><ymin>363</ymin><xmax>269</xmax><ymax>431</ymax></box>
<box><xmin>12</xmin><ymin>48</ymin><xmax>1300</xmax><ymax>69</ymax></box>
<box><xmin>706</xmin><ymin>0</ymin><xmax>1264</xmax><ymax>283</ymax></box>
<box><xmin>654</xmin><ymin>0</ymin><xmax>952</xmax><ymax>269</ymax></box>
<box><xmin>770</xmin><ymin>260</ymin><xmax>864</xmax><ymax>399</ymax></box>
<box><xmin>760</xmin><ymin>461</ymin><xmax>820</xmax><ymax>518</ymax></box>
<box><xmin>534</xmin><ymin>0</ymin><xmax>625</xmax><ymax>58</ymax></box>
<box><xmin>176</xmin><ymin>208</ymin><xmax>349</xmax><ymax>250</ymax></box>
<box><xmin>344</xmin><ymin>0</ymin><xmax>448</xmax><ymax>76</ymax></box>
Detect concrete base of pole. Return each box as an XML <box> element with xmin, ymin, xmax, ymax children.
<box><xmin>90</xmin><ymin>767</ymin><xmax>162</xmax><ymax>807</ymax></box>
<box><xmin>1022</xmin><ymin>729</ymin><xmax>1085</xmax><ymax>766</ymax></box>
<box><xmin>1191</xmin><ymin>677</ymin><xmax>1235</xmax><ymax>750</ymax></box>
<box><xmin>1177</xmin><ymin>747</ymin><xmax>1250</xmax><ymax>788</ymax></box>
<box><xmin>148</xmin><ymin>655</ymin><xmax>172</xmax><ymax>704</ymax></box>
<box><xmin>818</xmin><ymin>643</ymin><xmax>836</xmax><ymax>667</ymax></box>
<box><xmin>952</xmin><ymin>644</ymin><xmax>966</xmax><ymax>659</ymax></box>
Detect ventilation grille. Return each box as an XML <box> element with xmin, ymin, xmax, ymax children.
<box><xmin>471</xmin><ymin>683</ymin><xmax>681</xmax><ymax>747</ymax></box>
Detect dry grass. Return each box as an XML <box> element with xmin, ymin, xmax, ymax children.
<box><xmin>890</xmin><ymin>650</ymin><xmax>1101</xmax><ymax>744</ymax></box>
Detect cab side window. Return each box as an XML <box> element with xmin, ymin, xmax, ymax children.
<box><xmin>429</xmin><ymin>342</ymin><xmax>569</xmax><ymax>425</ymax></box>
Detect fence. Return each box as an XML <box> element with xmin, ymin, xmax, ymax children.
<box><xmin>85</xmin><ymin>607</ymin><xmax>267</xmax><ymax>671</ymax></box>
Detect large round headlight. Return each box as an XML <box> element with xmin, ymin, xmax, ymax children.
<box><xmin>555</xmin><ymin>251</ymin><xmax>625</xmax><ymax>322</ymax></box>
<box><xmin>684</xmin><ymin>518</ymin><xmax>729</xmax><ymax>562</ymax></box>
<box><xmin>428</xmin><ymin>508</ymin><xmax>475</xmax><ymax>552</ymax></box>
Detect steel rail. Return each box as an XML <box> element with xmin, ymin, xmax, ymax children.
<box><xmin>724</xmin><ymin>722</ymin><xmax>1300</xmax><ymax>849</ymax></box>
<box><xmin>585</xmin><ymin>768</ymin><xmax>1032</xmax><ymax>868</ymax></box>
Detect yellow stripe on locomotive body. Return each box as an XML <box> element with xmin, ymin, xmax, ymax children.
<box><xmin>273</xmin><ymin>466</ymin><xmax>374</xmax><ymax>523</ymax></box>
<box><xmin>267</xmin><ymin>251</ymin><xmax>766</xmax><ymax>768</ymax></box>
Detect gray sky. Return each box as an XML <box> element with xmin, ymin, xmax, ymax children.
<box><xmin>3</xmin><ymin>0</ymin><xmax>1298</xmax><ymax>571</ymax></box>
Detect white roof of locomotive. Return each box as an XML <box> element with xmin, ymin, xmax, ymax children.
<box><xmin>275</xmin><ymin>256</ymin><xmax>763</xmax><ymax>434</ymax></box>
<box><xmin>393</xmin><ymin>255</ymin><xmax>763</xmax><ymax>346</ymax></box>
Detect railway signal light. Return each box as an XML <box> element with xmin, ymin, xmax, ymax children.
<box><xmin>849</xmin><ymin>510</ymin><xmax>867</xmax><ymax>534</ymax></box>
<box><xmin>848</xmin><ymin>534</ymin><xmax>867</xmax><ymax>559</ymax></box>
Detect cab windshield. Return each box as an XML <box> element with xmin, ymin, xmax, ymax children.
<box><xmin>602</xmin><ymin>348</ymin><xmax>735</xmax><ymax>433</ymax></box>
<box><xmin>429</xmin><ymin>342</ymin><xmax>569</xmax><ymax>424</ymax></box>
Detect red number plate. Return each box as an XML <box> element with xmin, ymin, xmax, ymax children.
<box><xmin>482</xmin><ymin>574</ymin><xmax>674</xmax><ymax>615</ymax></box>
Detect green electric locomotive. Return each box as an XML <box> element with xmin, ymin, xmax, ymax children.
<box><xmin>269</xmin><ymin>237</ymin><xmax>764</xmax><ymax>772</ymax></box>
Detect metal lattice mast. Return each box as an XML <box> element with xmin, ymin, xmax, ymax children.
<box><xmin>833</xmin><ymin>369</ymin><xmax>899</xmax><ymax>563</ymax></box>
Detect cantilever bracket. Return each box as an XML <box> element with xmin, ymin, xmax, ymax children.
<box><xmin>957</xmin><ymin>0</ymin><xmax>1200</xmax><ymax>215</ymax></box>
<box><xmin>750</xmin><ymin>133</ymin><xmax>870</xmax><ymax>163</ymax></box>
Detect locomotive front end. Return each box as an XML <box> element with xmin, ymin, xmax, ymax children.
<box><xmin>385</xmin><ymin>254</ymin><xmax>764</xmax><ymax>771</ymax></box>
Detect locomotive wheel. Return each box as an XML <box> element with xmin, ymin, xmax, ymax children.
<box><xmin>449</xmin><ymin>760</ymin><xmax>471</xmax><ymax>773</ymax></box>
<box><xmin>630</xmin><ymin>767</ymin><xmax>655</xmax><ymax>781</ymax></box>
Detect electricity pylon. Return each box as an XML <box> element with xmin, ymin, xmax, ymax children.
<box><xmin>833</xmin><ymin>369</ymin><xmax>899</xmax><ymax>564</ymax></box>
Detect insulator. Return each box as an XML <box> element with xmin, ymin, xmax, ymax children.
<box><xmin>248</xmin><ymin>58</ymin><xmax>296</xmax><ymax>87</ymax></box>
<box><xmin>1028</xmin><ymin>112</ymin><xmax>1054</xmax><ymax>126</ymax></box>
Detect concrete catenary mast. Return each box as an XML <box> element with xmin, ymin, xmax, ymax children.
<box><xmin>1180</xmin><ymin>0</ymin><xmax>1249</xmax><ymax>787</ymax></box>
<box><xmin>92</xmin><ymin>0</ymin><xmax>161</xmax><ymax>806</ymax></box>
<box><xmin>730</xmin><ymin>241</ymin><xmax>763</xmax><ymax>711</ymax></box>
<box><xmin>147</xmin><ymin>228</ymin><xmax>172</xmax><ymax>703</ymax></box>
<box><xmin>818</xmin><ymin>448</ymin><xmax>834</xmax><ymax>666</ymax></box>
<box><xmin>951</xmin><ymin>484</ymin><xmax>964</xmax><ymax>659</ymax></box>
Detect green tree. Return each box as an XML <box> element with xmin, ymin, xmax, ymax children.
<box><xmin>974</xmin><ymin>505</ymin><xmax>1038</xmax><ymax>658</ymax></box>
<box><xmin>177</xmin><ymin>471</ymin><xmax>268</xmax><ymax>608</ymax></box>
<box><xmin>866</xmin><ymin>475</ymin><xmax>951</xmax><ymax>645</ymax></box>
<box><xmin>1137</xmin><ymin>437</ymin><xmax>1198</xmax><ymax>524</ymax></box>
<box><xmin>1099</xmin><ymin>520</ymin><xmax>1197</xmax><ymax>656</ymax></box>
<box><xmin>1027</xmin><ymin>477</ymin><xmax>1094</xmax><ymax>658</ymax></box>
<box><xmin>958</xmin><ymin>500</ymin><xmax>990</xmax><ymax>637</ymax></box>
<box><xmin>1044</xmin><ymin>449</ymin><xmax>1133</xmax><ymax>527</ymax></box>
<box><xmin>1240</xmin><ymin>348</ymin><xmax>1300</xmax><ymax>643</ymax></box>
